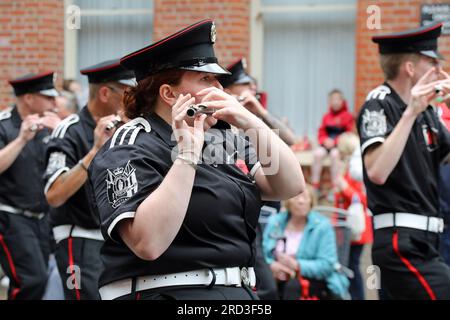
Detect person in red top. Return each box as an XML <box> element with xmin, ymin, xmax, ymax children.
<box><xmin>437</xmin><ymin>101</ymin><xmax>450</xmax><ymax>129</ymax></box>
<box><xmin>334</xmin><ymin>132</ymin><xmax>373</xmax><ymax>300</ymax></box>
<box><xmin>311</xmin><ymin>89</ymin><xmax>354</xmax><ymax>192</ymax></box>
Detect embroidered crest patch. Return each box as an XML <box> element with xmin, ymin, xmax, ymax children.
<box><xmin>45</xmin><ymin>152</ymin><xmax>66</xmax><ymax>176</ymax></box>
<box><xmin>210</xmin><ymin>22</ymin><xmax>216</xmax><ymax>43</ymax></box>
<box><xmin>361</xmin><ymin>109</ymin><xmax>387</xmax><ymax>137</ymax></box>
<box><xmin>106</xmin><ymin>161</ymin><xmax>138</xmax><ymax>208</ymax></box>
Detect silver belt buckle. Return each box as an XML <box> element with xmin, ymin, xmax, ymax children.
<box><xmin>24</xmin><ymin>210</ymin><xmax>44</xmax><ymax>219</ymax></box>
<box><xmin>438</xmin><ymin>218</ymin><xmax>444</xmax><ymax>233</ymax></box>
<box><xmin>240</xmin><ymin>267</ymin><xmax>250</xmax><ymax>287</ymax></box>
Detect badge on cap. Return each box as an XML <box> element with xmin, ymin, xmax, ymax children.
<box><xmin>210</xmin><ymin>22</ymin><xmax>216</xmax><ymax>43</ymax></box>
<box><xmin>242</xmin><ymin>58</ymin><xmax>247</xmax><ymax>70</ymax></box>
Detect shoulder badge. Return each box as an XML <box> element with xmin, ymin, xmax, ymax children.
<box><xmin>45</xmin><ymin>151</ymin><xmax>67</xmax><ymax>176</ymax></box>
<box><xmin>106</xmin><ymin>161</ymin><xmax>138</xmax><ymax>208</ymax></box>
<box><xmin>361</xmin><ymin>109</ymin><xmax>387</xmax><ymax>137</ymax></box>
<box><xmin>366</xmin><ymin>85</ymin><xmax>391</xmax><ymax>101</ymax></box>
<box><xmin>109</xmin><ymin>117</ymin><xmax>151</xmax><ymax>149</ymax></box>
<box><xmin>51</xmin><ymin>114</ymin><xmax>80</xmax><ymax>139</ymax></box>
<box><xmin>0</xmin><ymin>107</ymin><xmax>12</xmax><ymax>122</ymax></box>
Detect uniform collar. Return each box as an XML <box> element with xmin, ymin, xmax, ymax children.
<box><xmin>81</xmin><ymin>105</ymin><xmax>98</xmax><ymax>129</ymax></box>
<box><xmin>11</xmin><ymin>106</ymin><xmax>22</xmax><ymax>128</ymax></box>
<box><xmin>146</xmin><ymin>113</ymin><xmax>177</xmax><ymax>147</ymax></box>
<box><xmin>384</xmin><ymin>82</ymin><xmax>408</xmax><ymax>110</ymax></box>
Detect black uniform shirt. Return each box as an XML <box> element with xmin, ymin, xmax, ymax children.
<box><xmin>44</xmin><ymin>106</ymin><xmax>99</xmax><ymax>228</ymax></box>
<box><xmin>357</xmin><ymin>82</ymin><xmax>450</xmax><ymax>216</ymax></box>
<box><xmin>0</xmin><ymin>107</ymin><xmax>50</xmax><ymax>213</ymax></box>
<box><xmin>89</xmin><ymin>114</ymin><xmax>262</xmax><ymax>287</ymax></box>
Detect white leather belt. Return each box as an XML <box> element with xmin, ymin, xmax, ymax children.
<box><xmin>99</xmin><ymin>267</ymin><xmax>256</xmax><ymax>300</ymax></box>
<box><xmin>53</xmin><ymin>225</ymin><xmax>104</xmax><ymax>244</ymax></box>
<box><xmin>373</xmin><ymin>213</ymin><xmax>444</xmax><ymax>233</ymax></box>
<box><xmin>0</xmin><ymin>203</ymin><xmax>45</xmax><ymax>220</ymax></box>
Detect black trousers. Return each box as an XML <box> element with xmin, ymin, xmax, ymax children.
<box><xmin>254</xmin><ymin>225</ymin><xmax>278</xmax><ymax>300</ymax></box>
<box><xmin>372</xmin><ymin>228</ymin><xmax>450</xmax><ymax>300</ymax></box>
<box><xmin>116</xmin><ymin>285</ymin><xmax>260</xmax><ymax>300</ymax></box>
<box><xmin>54</xmin><ymin>236</ymin><xmax>103</xmax><ymax>300</ymax></box>
<box><xmin>348</xmin><ymin>244</ymin><xmax>365</xmax><ymax>300</ymax></box>
<box><xmin>0</xmin><ymin>212</ymin><xmax>50</xmax><ymax>300</ymax></box>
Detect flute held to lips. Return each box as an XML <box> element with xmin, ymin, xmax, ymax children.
<box><xmin>106</xmin><ymin>116</ymin><xmax>123</xmax><ymax>131</ymax></box>
<box><xmin>29</xmin><ymin>123</ymin><xmax>39</xmax><ymax>132</ymax></box>
<box><xmin>186</xmin><ymin>104</ymin><xmax>217</xmax><ymax>118</ymax></box>
<box><xmin>236</xmin><ymin>93</ymin><xmax>261</xmax><ymax>103</ymax></box>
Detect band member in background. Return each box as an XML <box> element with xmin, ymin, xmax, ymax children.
<box><xmin>43</xmin><ymin>59</ymin><xmax>135</xmax><ymax>300</ymax></box>
<box><xmin>0</xmin><ymin>72</ymin><xmax>60</xmax><ymax>299</ymax></box>
<box><xmin>219</xmin><ymin>58</ymin><xmax>297</xmax><ymax>146</ymax></box>
<box><xmin>218</xmin><ymin>58</ymin><xmax>294</xmax><ymax>299</ymax></box>
<box><xmin>358</xmin><ymin>23</ymin><xmax>450</xmax><ymax>299</ymax></box>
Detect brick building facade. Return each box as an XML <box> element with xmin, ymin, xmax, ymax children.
<box><xmin>0</xmin><ymin>0</ymin><xmax>64</xmax><ymax>108</ymax></box>
<box><xmin>355</xmin><ymin>0</ymin><xmax>450</xmax><ymax>111</ymax></box>
<box><xmin>153</xmin><ymin>0</ymin><xmax>250</xmax><ymax>68</ymax></box>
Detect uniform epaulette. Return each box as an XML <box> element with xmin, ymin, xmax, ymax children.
<box><xmin>0</xmin><ymin>107</ymin><xmax>12</xmax><ymax>122</ymax></box>
<box><xmin>109</xmin><ymin>117</ymin><xmax>151</xmax><ymax>149</ymax></box>
<box><xmin>51</xmin><ymin>114</ymin><xmax>80</xmax><ymax>139</ymax></box>
<box><xmin>365</xmin><ymin>85</ymin><xmax>391</xmax><ymax>101</ymax></box>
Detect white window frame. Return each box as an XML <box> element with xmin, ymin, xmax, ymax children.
<box><xmin>250</xmin><ymin>0</ymin><xmax>356</xmax><ymax>85</ymax></box>
<box><xmin>63</xmin><ymin>0</ymin><xmax>153</xmax><ymax>79</ymax></box>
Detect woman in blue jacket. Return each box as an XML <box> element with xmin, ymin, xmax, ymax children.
<box><xmin>263</xmin><ymin>184</ymin><xmax>350</xmax><ymax>300</ymax></box>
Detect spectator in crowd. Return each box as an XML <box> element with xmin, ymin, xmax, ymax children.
<box><xmin>311</xmin><ymin>89</ymin><xmax>354</xmax><ymax>195</ymax></box>
<box><xmin>63</xmin><ymin>79</ymin><xmax>87</xmax><ymax>108</ymax></box>
<box><xmin>263</xmin><ymin>184</ymin><xmax>350</xmax><ymax>300</ymax></box>
<box><xmin>334</xmin><ymin>132</ymin><xmax>373</xmax><ymax>300</ymax></box>
<box><xmin>55</xmin><ymin>90</ymin><xmax>78</xmax><ymax>119</ymax></box>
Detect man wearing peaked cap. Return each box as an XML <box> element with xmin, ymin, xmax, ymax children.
<box><xmin>357</xmin><ymin>22</ymin><xmax>450</xmax><ymax>299</ymax></box>
<box><xmin>219</xmin><ymin>58</ymin><xmax>297</xmax><ymax>146</ymax></box>
<box><xmin>218</xmin><ymin>58</ymin><xmax>255</xmax><ymax>90</ymax></box>
<box><xmin>372</xmin><ymin>22</ymin><xmax>444</xmax><ymax>59</ymax></box>
<box><xmin>0</xmin><ymin>71</ymin><xmax>62</xmax><ymax>299</ymax></box>
<box><xmin>219</xmin><ymin>58</ymin><xmax>299</xmax><ymax>300</ymax></box>
<box><xmin>88</xmin><ymin>19</ymin><xmax>304</xmax><ymax>300</ymax></box>
<box><xmin>43</xmin><ymin>59</ymin><xmax>135</xmax><ymax>300</ymax></box>
<box><xmin>10</xmin><ymin>72</ymin><xmax>59</xmax><ymax>98</ymax></box>
<box><xmin>81</xmin><ymin>59</ymin><xmax>136</xmax><ymax>87</ymax></box>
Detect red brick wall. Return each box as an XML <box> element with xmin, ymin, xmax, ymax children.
<box><xmin>355</xmin><ymin>0</ymin><xmax>450</xmax><ymax>112</ymax></box>
<box><xmin>0</xmin><ymin>0</ymin><xmax>64</xmax><ymax>109</ymax></box>
<box><xmin>153</xmin><ymin>0</ymin><xmax>250</xmax><ymax>70</ymax></box>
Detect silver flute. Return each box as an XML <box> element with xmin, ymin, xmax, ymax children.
<box><xmin>106</xmin><ymin>116</ymin><xmax>122</xmax><ymax>131</ymax></box>
<box><xmin>435</xmin><ymin>84</ymin><xmax>443</xmax><ymax>95</ymax></box>
<box><xmin>30</xmin><ymin>123</ymin><xmax>39</xmax><ymax>132</ymax></box>
<box><xmin>236</xmin><ymin>93</ymin><xmax>261</xmax><ymax>103</ymax></box>
<box><xmin>186</xmin><ymin>104</ymin><xmax>217</xmax><ymax>118</ymax></box>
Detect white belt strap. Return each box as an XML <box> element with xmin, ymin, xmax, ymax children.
<box><xmin>53</xmin><ymin>225</ymin><xmax>104</xmax><ymax>244</ymax></box>
<box><xmin>373</xmin><ymin>213</ymin><xmax>444</xmax><ymax>233</ymax></box>
<box><xmin>99</xmin><ymin>267</ymin><xmax>256</xmax><ymax>300</ymax></box>
<box><xmin>0</xmin><ymin>203</ymin><xmax>45</xmax><ymax>220</ymax></box>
